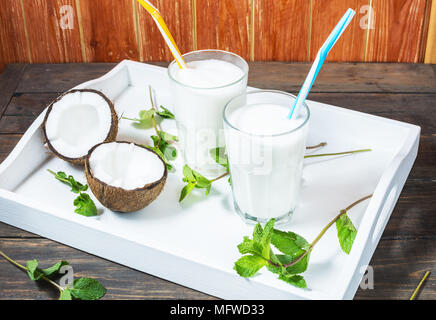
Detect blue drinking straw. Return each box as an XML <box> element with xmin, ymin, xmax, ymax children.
<box><xmin>289</xmin><ymin>8</ymin><xmax>356</xmax><ymax>120</ymax></box>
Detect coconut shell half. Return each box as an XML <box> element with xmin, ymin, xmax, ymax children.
<box><xmin>43</xmin><ymin>89</ymin><xmax>118</xmax><ymax>166</ymax></box>
<box><xmin>85</xmin><ymin>141</ymin><xmax>168</xmax><ymax>213</ymax></box>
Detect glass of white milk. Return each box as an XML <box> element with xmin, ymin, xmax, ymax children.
<box><xmin>168</xmin><ymin>50</ymin><xmax>248</xmax><ymax>175</ymax></box>
<box><xmin>223</xmin><ymin>90</ymin><xmax>310</xmax><ymax>224</ymax></box>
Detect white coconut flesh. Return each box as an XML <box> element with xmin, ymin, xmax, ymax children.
<box><xmin>45</xmin><ymin>91</ymin><xmax>113</xmax><ymax>159</ymax></box>
<box><xmin>89</xmin><ymin>142</ymin><xmax>165</xmax><ymax>190</ymax></box>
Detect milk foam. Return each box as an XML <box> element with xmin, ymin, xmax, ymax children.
<box><xmin>228</xmin><ymin>103</ymin><xmax>305</xmax><ymax>135</ymax></box>
<box><xmin>172</xmin><ymin>59</ymin><xmax>245</xmax><ymax>88</ymax></box>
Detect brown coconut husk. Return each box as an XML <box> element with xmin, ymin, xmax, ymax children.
<box><xmin>42</xmin><ymin>89</ymin><xmax>118</xmax><ymax>166</ymax></box>
<box><xmin>85</xmin><ymin>141</ymin><xmax>168</xmax><ymax>213</ymax></box>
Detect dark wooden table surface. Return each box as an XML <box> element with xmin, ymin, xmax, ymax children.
<box><xmin>0</xmin><ymin>62</ymin><xmax>435</xmax><ymax>300</ymax></box>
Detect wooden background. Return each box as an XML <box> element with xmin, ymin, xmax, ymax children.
<box><xmin>0</xmin><ymin>0</ymin><xmax>435</xmax><ymax>72</ymax></box>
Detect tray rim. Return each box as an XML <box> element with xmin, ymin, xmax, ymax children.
<box><xmin>0</xmin><ymin>60</ymin><xmax>421</xmax><ymax>300</ymax></box>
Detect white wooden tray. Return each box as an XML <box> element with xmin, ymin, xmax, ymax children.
<box><xmin>0</xmin><ymin>60</ymin><xmax>420</xmax><ymax>300</ymax></box>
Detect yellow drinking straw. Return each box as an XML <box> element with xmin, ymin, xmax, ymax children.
<box><xmin>136</xmin><ymin>0</ymin><xmax>187</xmax><ymax>69</ymax></box>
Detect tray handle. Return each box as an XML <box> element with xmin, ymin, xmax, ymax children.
<box><xmin>369</xmin><ymin>184</ymin><xmax>399</xmax><ymax>246</ymax></box>
<box><xmin>365</xmin><ymin>145</ymin><xmax>416</xmax><ymax>247</ymax></box>
<box><xmin>341</xmin><ymin>149</ymin><xmax>416</xmax><ymax>299</ymax></box>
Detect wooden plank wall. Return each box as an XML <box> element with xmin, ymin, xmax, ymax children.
<box><xmin>0</xmin><ymin>0</ymin><xmax>434</xmax><ymax>72</ymax></box>
<box><xmin>425</xmin><ymin>0</ymin><xmax>436</xmax><ymax>62</ymax></box>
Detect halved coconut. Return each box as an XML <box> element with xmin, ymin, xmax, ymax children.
<box><xmin>43</xmin><ymin>89</ymin><xmax>118</xmax><ymax>165</ymax></box>
<box><xmin>85</xmin><ymin>141</ymin><xmax>167</xmax><ymax>212</ymax></box>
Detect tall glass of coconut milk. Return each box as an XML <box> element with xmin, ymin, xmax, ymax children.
<box><xmin>223</xmin><ymin>90</ymin><xmax>310</xmax><ymax>224</ymax></box>
<box><xmin>168</xmin><ymin>50</ymin><xmax>249</xmax><ymax>175</ymax></box>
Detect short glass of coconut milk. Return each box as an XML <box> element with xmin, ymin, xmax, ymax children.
<box><xmin>168</xmin><ymin>50</ymin><xmax>249</xmax><ymax>175</ymax></box>
<box><xmin>223</xmin><ymin>90</ymin><xmax>310</xmax><ymax>224</ymax></box>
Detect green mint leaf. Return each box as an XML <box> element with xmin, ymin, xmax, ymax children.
<box><xmin>182</xmin><ymin>165</ymin><xmax>196</xmax><ymax>183</ymax></box>
<box><xmin>157</xmin><ymin>106</ymin><xmax>175</xmax><ymax>119</ymax></box>
<box><xmin>68</xmin><ymin>177</ymin><xmax>88</xmax><ymax>194</ymax></box>
<box><xmin>123</xmin><ymin>109</ymin><xmax>158</xmax><ymax>128</ymax></box>
<box><xmin>234</xmin><ymin>255</ymin><xmax>266</xmax><ymax>278</ymax></box>
<box><xmin>278</xmin><ymin>273</ymin><xmax>307</xmax><ymax>288</ymax></box>
<box><xmin>26</xmin><ymin>259</ymin><xmax>70</xmax><ymax>280</ymax></box>
<box><xmin>210</xmin><ymin>147</ymin><xmax>229</xmax><ymax>171</ymax></box>
<box><xmin>269</xmin><ymin>249</ymin><xmax>281</xmax><ymax>266</ymax></box>
<box><xmin>151</xmin><ymin>135</ymin><xmax>160</xmax><ymax>146</ymax></box>
<box><xmin>70</xmin><ymin>278</ymin><xmax>106</xmax><ymax>300</ymax></box>
<box><xmin>189</xmin><ymin>167</ymin><xmax>212</xmax><ymax>195</ymax></box>
<box><xmin>59</xmin><ymin>288</ymin><xmax>72</xmax><ymax>300</ymax></box>
<box><xmin>237</xmin><ymin>236</ymin><xmax>264</xmax><ymax>256</ymax></box>
<box><xmin>139</xmin><ymin>109</ymin><xmax>157</xmax><ymax>120</ymax></box>
<box><xmin>253</xmin><ymin>223</ymin><xmax>263</xmax><ymax>243</ymax></box>
<box><xmin>26</xmin><ymin>259</ymin><xmax>43</xmax><ymax>280</ymax></box>
<box><xmin>194</xmin><ymin>175</ymin><xmax>211</xmax><ymax>189</ymax></box>
<box><xmin>179</xmin><ymin>182</ymin><xmax>196</xmax><ymax>202</ymax></box>
<box><xmin>159</xmin><ymin>130</ymin><xmax>178</xmax><ymax>143</ymax></box>
<box><xmin>239</xmin><ymin>221</ymin><xmax>275</xmax><ymax>261</ymax></box>
<box><xmin>57</xmin><ymin>172</ymin><xmax>67</xmax><ymax>179</ymax></box>
<box><xmin>266</xmin><ymin>253</ymin><xmax>310</xmax><ymax>275</ymax></box>
<box><xmin>180</xmin><ymin>165</ymin><xmax>212</xmax><ymax>200</ymax></box>
<box><xmin>41</xmin><ymin>260</ymin><xmax>69</xmax><ymax>278</ymax></box>
<box><xmin>151</xmin><ymin>133</ymin><xmax>178</xmax><ymax>164</ymax></box>
<box><xmin>271</xmin><ymin>229</ymin><xmax>310</xmax><ymax>256</ymax></box>
<box><xmin>48</xmin><ymin>170</ymin><xmax>88</xmax><ymax>194</ymax></box>
<box><xmin>261</xmin><ymin>219</ymin><xmax>275</xmax><ymax>246</ymax></box>
<box><xmin>206</xmin><ymin>183</ymin><xmax>212</xmax><ymax>196</ymax></box>
<box><xmin>336</xmin><ymin>212</ymin><xmax>357</xmax><ymax>254</ymax></box>
<box><xmin>260</xmin><ymin>219</ymin><xmax>275</xmax><ymax>259</ymax></box>
<box><xmin>268</xmin><ymin>229</ymin><xmax>311</xmax><ymax>275</ymax></box>
<box><xmin>192</xmin><ymin>170</ymin><xmax>211</xmax><ymax>185</ymax></box>
<box><xmin>74</xmin><ymin>193</ymin><xmax>98</xmax><ymax>217</ymax></box>
<box><xmin>42</xmin><ymin>260</ymin><xmax>69</xmax><ymax>277</ymax></box>
<box><xmin>163</xmin><ymin>144</ymin><xmax>177</xmax><ymax>161</ymax></box>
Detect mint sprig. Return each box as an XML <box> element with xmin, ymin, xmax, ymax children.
<box><xmin>48</xmin><ymin>170</ymin><xmax>88</xmax><ymax>193</ymax></box>
<box><xmin>124</xmin><ymin>86</ymin><xmax>177</xmax><ymax>171</ymax></box>
<box><xmin>152</xmin><ymin>130</ymin><xmax>178</xmax><ymax>154</ymax></box>
<box><xmin>234</xmin><ymin>195</ymin><xmax>372</xmax><ymax>288</ymax></box>
<box><xmin>179</xmin><ymin>165</ymin><xmax>212</xmax><ymax>202</ymax></box>
<box><xmin>149</xmin><ymin>130</ymin><xmax>178</xmax><ymax>170</ymax></box>
<box><xmin>234</xmin><ymin>219</ymin><xmax>309</xmax><ymax>287</ymax></box>
<box><xmin>123</xmin><ymin>105</ymin><xmax>174</xmax><ymax>127</ymax></box>
<box><xmin>179</xmin><ymin>148</ymin><xmax>231</xmax><ymax>202</ymax></box>
<box><xmin>49</xmin><ymin>170</ymin><xmax>98</xmax><ymax>217</ymax></box>
<box><xmin>0</xmin><ymin>251</ymin><xmax>106</xmax><ymax>300</ymax></box>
